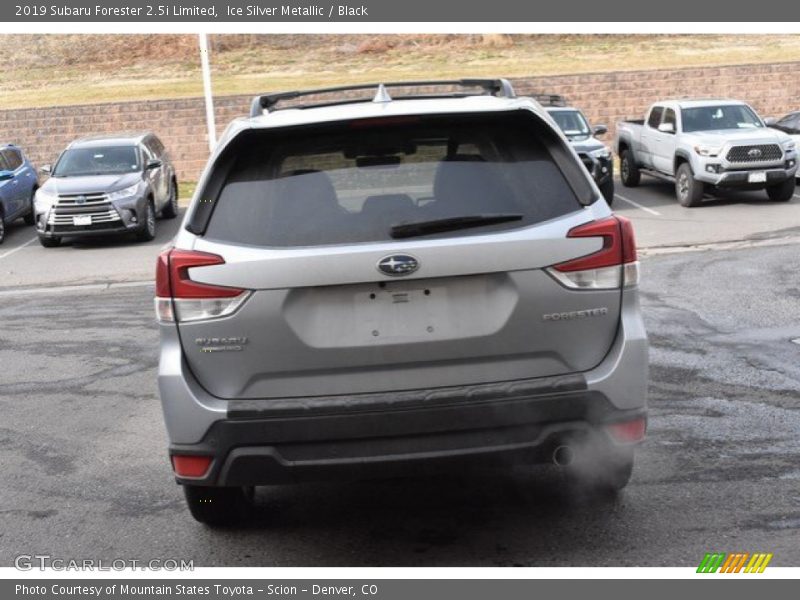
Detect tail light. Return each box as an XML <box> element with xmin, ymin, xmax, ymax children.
<box><xmin>171</xmin><ymin>455</ymin><xmax>213</xmax><ymax>478</ymax></box>
<box><xmin>605</xmin><ymin>417</ymin><xmax>647</xmax><ymax>444</ymax></box>
<box><xmin>155</xmin><ymin>249</ymin><xmax>250</xmax><ymax>323</ymax></box>
<box><xmin>546</xmin><ymin>215</ymin><xmax>639</xmax><ymax>290</ymax></box>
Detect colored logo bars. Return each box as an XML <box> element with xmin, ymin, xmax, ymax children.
<box><xmin>697</xmin><ymin>552</ymin><xmax>773</xmax><ymax>573</ymax></box>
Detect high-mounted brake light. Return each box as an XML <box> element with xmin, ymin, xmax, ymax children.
<box><xmin>348</xmin><ymin>116</ymin><xmax>422</xmax><ymax>129</ymax></box>
<box><xmin>154</xmin><ymin>249</ymin><xmax>250</xmax><ymax>323</ymax></box>
<box><xmin>546</xmin><ymin>215</ymin><xmax>639</xmax><ymax>290</ymax></box>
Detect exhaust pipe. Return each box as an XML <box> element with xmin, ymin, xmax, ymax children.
<box><xmin>552</xmin><ymin>445</ymin><xmax>574</xmax><ymax>467</ymax></box>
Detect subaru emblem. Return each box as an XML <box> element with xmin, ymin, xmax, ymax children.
<box><xmin>377</xmin><ymin>254</ymin><xmax>419</xmax><ymax>276</ymax></box>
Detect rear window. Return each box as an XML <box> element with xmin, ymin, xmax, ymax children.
<box><xmin>200</xmin><ymin>112</ymin><xmax>588</xmax><ymax>248</ymax></box>
<box><xmin>1</xmin><ymin>148</ymin><xmax>23</xmax><ymax>171</ymax></box>
<box><xmin>647</xmin><ymin>106</ymin><xmax>664</xmax><ymax>129</ymax></box>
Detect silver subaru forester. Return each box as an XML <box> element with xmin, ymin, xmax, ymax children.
<box><xmin>155</xmin><ymin>79</ymin><xmax>648</xmax><ymax>526</ymax></box>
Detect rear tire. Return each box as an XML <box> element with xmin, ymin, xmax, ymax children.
<box><xmin>136</xmin><ymin>199</ymin><xmax>156</xmax><ymax>241</ymax></box>
<box><xmin>766</xmin><ymin>178</ymin><xmax>795</xmax><ymax>202</ymax></box>
<box><xmin>619</xmin><ymin>149</ymin><xmax>640</xmax><ymax>187</ymax></box>
<box><xmin>675</xmin><ymin>162</ymin><xmax>704</xmax><ymax>207</ymax></box>
<box><xmin>23</xmin><ymin>189</ymin><xmax>36</xmax><ymax>225</ymax></box>
<box><xmin>183</xmin><ymin>485</ymin><xmax>253</xmax><ymax>527</ymax></box>
<box><xmin>161</xmin><ymin>179</ymin><xmax>179</xmax><ymax>219</ymax></box>
<box><xmin>599</xmin><ymin>178</ymin><xmax>614</xmax><ymax>206</ymax></box>
<box><xmin>38</xmin><ymin>234</ymin><xmax>61</xmax><ymax>248</ymax></box>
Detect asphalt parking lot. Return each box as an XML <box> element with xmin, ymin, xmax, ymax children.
<box><xmin>1</xmin><ymin>181</ymin><xmax>799</xmax><ymax>566</ymax></box>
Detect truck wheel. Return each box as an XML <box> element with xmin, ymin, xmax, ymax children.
<box><xmin>766</xmin><ymin>178</ymin><xmax>795</xmax><ymax>202</ymax></box>
<box><xmin>619</xmin><ymin>149</ymin><xmax>640</xmax><ymax>187</ymax></box>
<box><xmin>675</xmin><ymin>163</ymin><xmax>704</xmax><ymax>207</ymax></box>
<box><xmin>136</xmin><ymin>199</ymin><xmax>156</xmax><ymax>242</ymax></box>
<box><xmin>183</xmin><ymin>485</ymin><xmax>253</xmax><ymax>527</ymax></box>
<box><xmin>161</xmin><ymin>179</ymin><xmax>179</xmax><ymax>219</ymax></box>
<box><xmin>599</xmin><ymin>179</ymin><xmax>615</xmax><ymax>206</ymax></box>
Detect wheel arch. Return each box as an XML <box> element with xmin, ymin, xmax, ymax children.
<box><xmin>674</xmin><ymin>150</ymin><xmax>692</xmax><ymax>174</ymax></box>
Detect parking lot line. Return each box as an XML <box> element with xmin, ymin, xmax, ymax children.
<box><xmin>614</xmin><ymin>194</ymin><xmax>662</xmax><ymax>216</ymax></box>
<box><xmin>0</xmin><ymin>235</ymin><xmax>37</xmax><ymax>260</ymax></box>
<box><xmin>0</xmin><ymin>280</ymin><xmax>153</xmax><ymax>297</ymax></box>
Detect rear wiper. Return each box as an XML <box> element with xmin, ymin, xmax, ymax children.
<box><xmin>390</xmin><ymin>213</ymin><xmax>523</xmax><ymax>239</ymax></box>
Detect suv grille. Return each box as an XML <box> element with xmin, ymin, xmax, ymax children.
<box><xmin>47</xmin><ymin>193</ymin><xmax>122</xmax><ymax>227</ymax></box>
<box><xmin>726</xmin><ymin>144</ymin><xmax>782</xmax><ymax>163</ymax></box>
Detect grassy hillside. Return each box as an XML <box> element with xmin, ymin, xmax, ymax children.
<box><xmin>2</xmin><ymin>34</ymin><xmax>800</xmax><ymax>109</ymax></box>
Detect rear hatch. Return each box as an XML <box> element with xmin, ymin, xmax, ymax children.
<box><xmin>172</xmin><ymin>111</ymin><xmax>626</xmax><ymax>399</ymax></box>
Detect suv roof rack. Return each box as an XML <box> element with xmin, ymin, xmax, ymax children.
<box><xmin>249</xmin><ymin>78</ymin><xmax>516</xmax><ymax>117</ymax></box>
<box><xmin>530</xmin><ymin>93</ymin><xmax>568</xmax><ymax>107</ymax></box>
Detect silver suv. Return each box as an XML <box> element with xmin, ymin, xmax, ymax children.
<box><xmin>155</xmin><ymin>80</ymin><xmax>648</xmax><ymax>526</ymax></box>
<box><xmin>35</xmin><ymin>133</ymin><xmax>178</xmax><ymax>247</ymax></box>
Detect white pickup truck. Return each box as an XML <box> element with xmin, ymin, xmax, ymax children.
<box><xmin>615</xmin><ymin>99</ymin><xmax>797</xmax><ymax>207</ymax></box>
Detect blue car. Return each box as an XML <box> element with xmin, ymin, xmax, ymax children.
<box><xmin>0</xmin><ymin>144</ymin><xmax>39</xmax><ymax>244</ymax></box>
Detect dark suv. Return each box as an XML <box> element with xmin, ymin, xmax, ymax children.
<box><xmin>34</xmin><ymin>133</ymin><xmax>178</xmax><ymax>247</ymax></box>
<box><xmin>542</xmin><ymin>97</ymin><xmax>614</xmax><ymax>205</ymax></box>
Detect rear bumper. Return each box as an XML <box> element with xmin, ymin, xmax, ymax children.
<box><xmin>170</xmin><ymin>391</ymin><xmax>645</xmax><ymax>486</ymax></box>
<box><xmin>159</xmin><ymin>288</ymin><xmax>648</xmax><ymax>486</ymax></box>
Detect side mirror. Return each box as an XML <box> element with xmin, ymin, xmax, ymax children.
<box><xmin>39</xmin><ymin>164</ymin><xmax>51</xmax><ymax>175</ymax></box>
<box><xmin>763</xmin><ymin>117</ymin><xmax>777</xmax><ymax>126</ymax></box>
<box><xmin>146</xmin><ymin>159</ymin><xmax>163</xmax><ymax>170</ymax></box>
<box><xmin>658</xmin><ymin>122</ymin><xmax>676</xmax><ymax>134</ymax></box>
<box><xmin>0</xmin><ymin>170</ymin><xmax>14</xmax><ymax>181</ymax></box>
<box><xmin>593</xmin><ymin>124</ymin><xmax>608</xmax><ymax>137</ymax></box>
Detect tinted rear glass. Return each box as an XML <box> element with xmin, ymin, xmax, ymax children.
<box><xmin>1</xmin><ymin>149</ymin><xmax>23</xmax><ymax>170</ymax></box>
<box><xmin>202</xmin><ymin>112</ymin><xmax>586</xmax><ymax>247</ymax></box>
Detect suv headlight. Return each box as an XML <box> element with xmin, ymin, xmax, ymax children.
<box><xmin>782</xmin><ymin>140</ymin><xmax>796</xmax><ymax>152</ymax></box>
<box><xmin>589</xmin><ymin>146</ymin><xmax>612</xmax><ymax>160</ymax></box>
<box><xmin>34</xmin><ymin>188</ymin><xmax>58</xmax><ymax>211</ymax></box>
<box><xmin>107</xmin><ymin>183</ymin><xmax>141</xmax><ymax>202</ymax></box>
<box><xmin>694</xmin><ymin>144</ymin><xmax>723</xmax><ymax>157</ymax></box>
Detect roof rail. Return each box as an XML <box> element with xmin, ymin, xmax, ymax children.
<box><xmin>249</xmin><ymin>78</ymin><xmax>516</xmax><ymax>117</ymax></box>
<box><xmin>529</xmin><ymin>93</ymin><xmax>568</xmax><ymax>107</ymax></box>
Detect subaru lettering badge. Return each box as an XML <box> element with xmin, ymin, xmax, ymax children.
<box><xmin>748</xmin><ymin>148</ymin><xmax>763</xmax><ymax>159</ymax></box>
<box><xmin>377</xmin><ymin>254</ymin><xmax>419</xmax><ymax>276</ymax></box>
